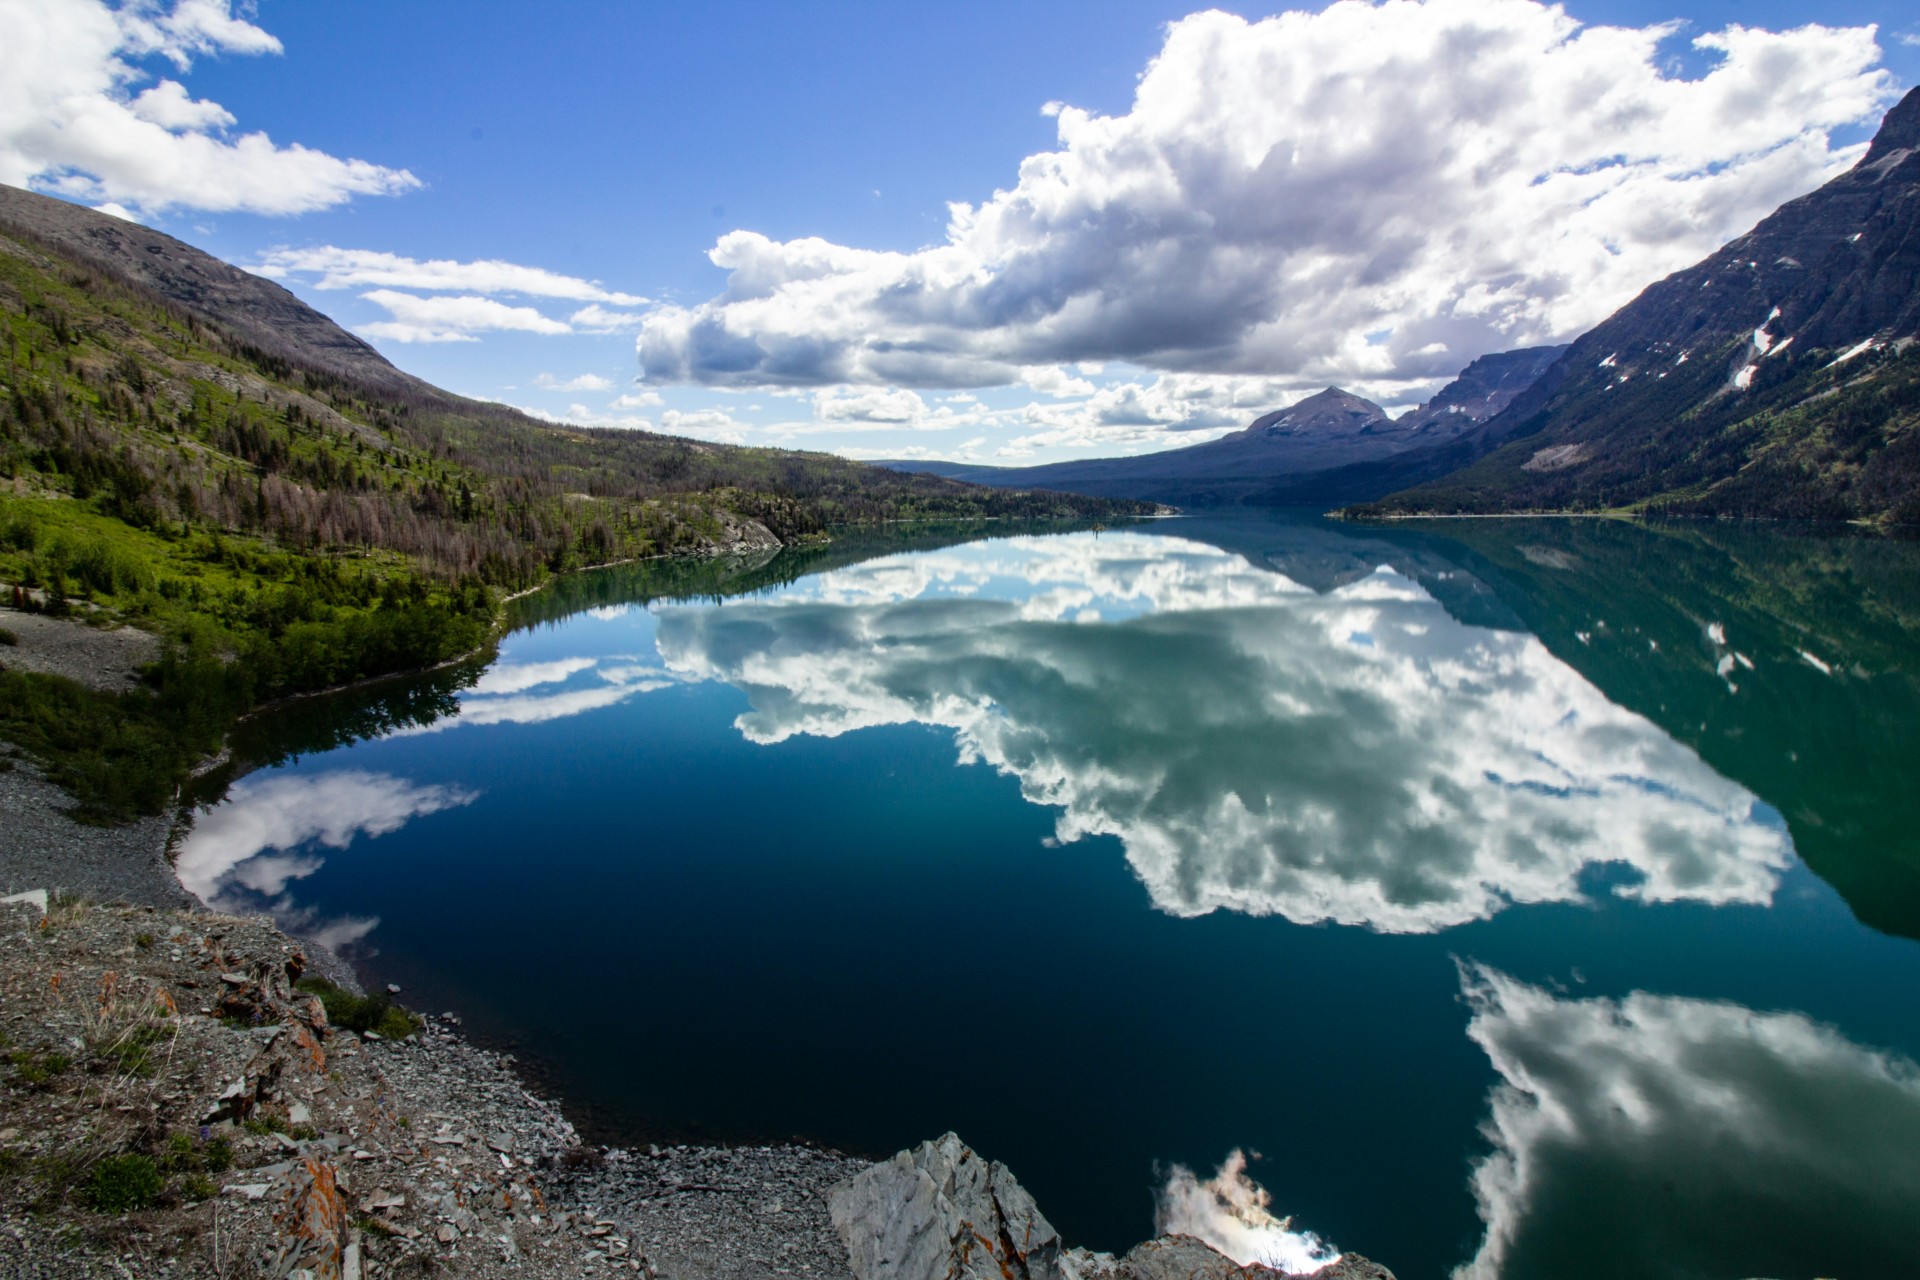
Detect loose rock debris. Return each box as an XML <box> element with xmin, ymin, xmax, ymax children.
<box><xmin>0</xmin><ymin>896</ymin><xmax>862</xmax><ymax>1278</ymax></box>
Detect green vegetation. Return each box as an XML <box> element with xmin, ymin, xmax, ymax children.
<box><xmin>94</xmin><ymin>1023</ymin><xmax>166</xmax><ymax>1078</ymax></box>
<box><xmin>0</xmin><ymin>204</ymin><xmax>1148</xmax><ymax>822</ymax></box>
<box><xmin>296</xmin><ymin>976</ymin><xmax>420</xmax><ymax>1039</ymax></box>
<box><xmin>5</xmin><ymin>1046</ymin><xmax>71</xmax><ymax>1088</ymax></box>
<box><xmin>82</xmin><ymin>1154</ymin><xmax>162</xmax><ymax>1213</ymax></box>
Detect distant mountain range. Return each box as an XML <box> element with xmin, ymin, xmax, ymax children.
<box><xmin>887</xmin><ymin>85</ymin><xmax>1920</xmax><ymax>526</ymax></box>
<box><xmin>883</xmin><ymin>345</ymin><xmax>1565</xmax><ymax>505</ymax></box>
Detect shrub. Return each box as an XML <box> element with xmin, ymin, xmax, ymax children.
<box><xmin>295</xmin><ymin>977</ymin><xmax>419</xmax><ymax>1039</ymax></box>
<box><xmin>0</xmin><ymin>514</ymin><xmax>36</xmax><ymax>552</ymax></box>
<box><xmin>158</xmin><ymin>1132</ymin><xmax>198</xmax><ymax>1172</ymax></box>
<box><xmin>85</xmin><ymin>1154</ymin><xmax>162</xmax><ymax>1212</ymax></box>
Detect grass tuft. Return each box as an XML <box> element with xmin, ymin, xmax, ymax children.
<box><xmin>85</xmin><ymin>1154</ymin><xmax>162</xmax><ymax>1213</ymax></box>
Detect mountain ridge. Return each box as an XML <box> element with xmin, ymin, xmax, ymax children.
<box><xmin>1352</xmin><ymin>85</ymin><xmax>1920</xmax><ymax>523</ymax></box>
<box><xmin>0</xmin><ymin>185</ymin><xmax>424</xmax><ymax>396</ymax></box>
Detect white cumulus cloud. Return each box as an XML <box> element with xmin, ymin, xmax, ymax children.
<box><xmin>534</xmin><ymin>372</ymin><xmax>615</xmax><ymax>392</ymax></box>
<box><xmin>255</xmin><ymin>246</ymin><xmax>644</xmax><ymax>304</ymax></box>
<box><xmin>358</xmin><ymin>290</ymin><xmax>574</xmax><ymax>343</ymax></box>
<box><xmin>0</xmin><ymin>0</ymin><xmax>418</xmax><ymax>215</ymax></box>
<box><xmin>812</xmin><ymin>386</ymin><xmax>930</xmax><ymax>425</ymax></box>
<box><xmin>637</xmin><ymin>1</ymin><xmax>1894</xmax><ymax>391</ymax></box>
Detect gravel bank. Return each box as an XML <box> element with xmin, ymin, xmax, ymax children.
<box><xmin>0</xmin><ymin>605</ymin><xmax>161</xmax><ymax>691</ymax></box>
<box><xmin>0</xmin><ymin>757</ymin><xmax>187</xmax><ymax>910</ymax></box>
<box><xmin>551</xmin><ymin>1145</ymin><xmax>865</xmax><ymax>1279</ymax></box>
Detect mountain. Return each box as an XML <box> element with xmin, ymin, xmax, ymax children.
<box><xmin>887</xmin><ymin>386</ymin><xmax>1401</xmax><ymax>502</ymax></box>
<box><xmin>0</xmin><ymin>184</ymin><xmax>1151</xmax><ymax>580</ymax></box>
<box><xmin>882</xmin><ymin>353</ymin><xmax>1561</xmax><ymax>505</ymax></box>
<box><xmin>1354</xmin><ymin>86</ymin><xmax>1920</xmax><ymax>523</ymax></box>
<box><xmin>0</xmin><ymin>185</ymin><xmax>1151</xmax><ymax>820</ymax></box>
<box><xmin>0</xmin><ymin>185</ymin><xmax>422</xmax><ymax>395</ymax></box>
<box><xmin>1392</xmin><ymin>345</ymin><xmax>1569</xmax><ymax>441</ymax></box>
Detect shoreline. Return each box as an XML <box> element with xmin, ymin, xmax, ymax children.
<box><xmin>0</xmin><ymin>519</ymin><xmax>1034</xmax><ymax>1277</ymax></box>
<box><xmin>0</xmin><ymin>513</ymin><xmax>1415</xmax><ymax>1280</ymax></box>
<box><xmin>0</xmin><ymin>895</ymin><xmax>868</xmax><ymax>1278</ymax></box>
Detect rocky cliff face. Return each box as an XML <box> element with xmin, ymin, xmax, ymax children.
<box><xmin>828</xmin><ymin>1134</ymin><xmax>1394</xmax><ymax>1280</ymax></box>
<box><xmin>1395</xmin><ymin>345</ymin><xmax>1569</xmax><ymax>441</ymax></box>
<box><xmin>1359</xmin><ymin>86</ymin><xmax>1920</xmax><ymax>521</ymax></box>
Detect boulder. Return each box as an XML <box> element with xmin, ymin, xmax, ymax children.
<box><xmin>828</xmin><ymin>1132</ymin><xmax>1063</xmax><ymax>1280</ymax></box>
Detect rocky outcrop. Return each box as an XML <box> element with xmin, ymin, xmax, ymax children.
<box><xmin>829</xmin><ymin>1135</ymin><xmax>1394</xmax><ymax>1280</ymax></box>
<box><xmin>829</xmin><ymin>1132</ymin><xmax>1062</xmax><ymax>1280</ymax></box>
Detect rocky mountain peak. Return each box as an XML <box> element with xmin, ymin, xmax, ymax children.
<box><xmin>1864</xmin><ymin>85</ymin><xmax>1920</xmax><ymax>165</ymax></box>
<box><xmin>1396</xmin><ymin>345</ymin><xmax>1570</xmax><ymax>440</ymax></box>
<box><xmin>1246</xmin><ymin>388</ymin><xmax>1391</xmax><ymax>438</ymax></box>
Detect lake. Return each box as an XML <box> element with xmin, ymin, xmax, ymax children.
<box><xmin>178</xmin><ymin>512</ymin><xmax>1920</xmax><ymax>1279</ymax></box>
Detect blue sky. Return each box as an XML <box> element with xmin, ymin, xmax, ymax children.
<box><xmin>5</xmin><ymin>0</ymin><xmax>1917</xmax><ymax>463</ymax></box>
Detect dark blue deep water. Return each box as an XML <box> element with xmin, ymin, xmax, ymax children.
<box><xmin>182</xmin><ymin>514</ymin><xmax>1920</xmax><ymax>1279</ymax></box>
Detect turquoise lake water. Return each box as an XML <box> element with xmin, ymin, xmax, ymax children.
<box><xmin>179</xmin><ymin>513</ymin><xmax>1920</xmax><ymax>1278</ymax></box>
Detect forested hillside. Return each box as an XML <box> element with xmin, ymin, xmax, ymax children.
<box><xmin>0</xmin><ymin>188</ymin><xmax>1147</xmax><ymax>820</ymax></box>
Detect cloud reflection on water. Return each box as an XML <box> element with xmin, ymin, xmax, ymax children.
<box><xmin>1458</xmin><ymin>966</ymin><xmax>1920</xmax><ymax>1279</ymax></box>
<box><xmin>389</xmin><ymin>656</ymin><xmax>680</xmax><ymax>737</ymax></box>
<box><xmin>654</xmin><ymin>533</ymin><xmax>1791</xmax><ymax>933</ymax></box>
<box><xmin>177</xmin><ymin>769</ymin><xmax>478</xmax><ymax>949</ymax></box>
